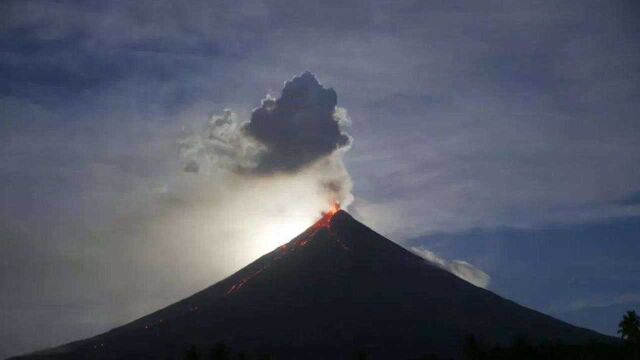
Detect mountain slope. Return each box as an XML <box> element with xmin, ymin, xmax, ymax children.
<box><xmin>13</xmin><ymin>210</ymin><xmax>609</xmax><ymax>359</ymax></box>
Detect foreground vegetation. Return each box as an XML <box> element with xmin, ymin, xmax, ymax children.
<box><xmin>182</xmin><ymin>311</ymin><xmax>640</xmax><ymax>359</ymax></box>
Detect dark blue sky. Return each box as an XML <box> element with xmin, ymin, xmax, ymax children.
<box><xmin>2</xmin><ymin>0</ymin><xmax>640</xmax><ymax>358</ymax></box>
<box><xmin>410</xmin><ymin>216</ymin><xmax>640</xmax><ymax>333</ymax></box>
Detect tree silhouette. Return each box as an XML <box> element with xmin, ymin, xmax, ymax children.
<box><xmin>618</xmin><ymin>310</ymin><xmax>640</xmax><ymax>344</ymax></box>
<box><xmin>415</xmin><ymin>354</ymin><xmax>440</xmax><ymax>360</ymax></box>
<box><xmin>462</xmin><ymin>334</ymin><xmax>482</xmax><ymax>360</ymax></box>
<box><xmin>210</xmin><ymin>342</ymin><xmax>231</xmax><ymax>360</ymax></box>
<box><xmin>352</xmin><ymin>350</ymin><xmax>370</xmax><ymax>360</ymax></box>
<box><xmin>184</xmin><ymin>345</ymin><xmax>200</xmax><ymax>360</ymax></box>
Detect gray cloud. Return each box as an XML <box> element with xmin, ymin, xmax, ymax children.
<box><xmin>245</xmin><ymin>72</ymin><xmax>350</xmax><ymax>173</ymax></box>
<box><xmin>183</xmin><ymin>160</ymin><xmax>200</xmax><ymax>173</ymax></box>
<box><xmin>179</xmin><ymin>72</ymin><xmax>353</xmax><ymax>205</ymax></box>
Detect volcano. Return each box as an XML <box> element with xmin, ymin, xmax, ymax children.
<box><xmin>15</xmin><ymin>210</ymin><xmax>607</xmax><ymax>359</ymax></box>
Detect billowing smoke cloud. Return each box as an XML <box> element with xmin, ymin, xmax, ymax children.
<box><xmin>89</xmin><ymin>73</ymin><xmax>356</xmax><ymax>326</ymax></box>
<box><xmin>245</xmin><ymin>72</ymin><xmax>350</xmax><ymax>173</ymax></box>
<box><xmin>411</xmin><ymin>247</ymin><xmax>491</xmax><ymax>288</ymax></box>
<box><xmin>179</xmin><ymin>72</ymin><xmax>353</xmax><ymax>206</ymax></box>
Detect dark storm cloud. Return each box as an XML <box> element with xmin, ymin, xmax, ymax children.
<box><xmin>244</xmin><ymin>72</ymin><xmax>350</xmax><ymax>173</ymax></box>
<box><xmin>178</xmin><ymin>72</ymin><xmax>354</xmax><ymax>205</ymax></box>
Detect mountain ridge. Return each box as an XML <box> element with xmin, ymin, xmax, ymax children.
<box><xmin>13</xmin><ymin>210</ymin><xmax>610</xmax><ymax>359</ymax></box>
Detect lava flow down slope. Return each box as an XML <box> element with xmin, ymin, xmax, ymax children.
<box><xmin>14</xmin><ymin>210</ymin><xmax>608</xmax><ymax>359</ymax></box>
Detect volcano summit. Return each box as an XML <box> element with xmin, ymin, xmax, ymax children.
<box><xmin>14</xmin><ymin>210</ymin><xmax>606</xmax><ymax>359</ymax></box>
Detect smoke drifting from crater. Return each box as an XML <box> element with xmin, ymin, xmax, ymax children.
<box><xmin>180</xmin><ymin>72</ymin><xmax>353</xmax><ymax>207</ymax></box>
<box><xmin>91</xmin><ymin>74</ymin><xmax>356</xmax><ymax>324</ymax></box>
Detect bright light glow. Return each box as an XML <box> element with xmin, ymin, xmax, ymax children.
<box><xmin>116</xmin><ymin>159</ymin><xmax>351</xmax><ymax>306</ymax></box>
<box><xmin>253</xmin><ymin>215</ymin><xmax>313</xmax><ymax>255</ymax></box>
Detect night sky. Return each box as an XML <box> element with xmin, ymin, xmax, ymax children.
<box><xmin>2</xmin><ymin>1</ymin><xmax>640</xmax><ymax>358</ymax></box>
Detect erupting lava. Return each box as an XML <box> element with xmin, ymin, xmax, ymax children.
<box><xmin>314</xmin><ymin>202</ymin><xmax>341</xmax><ymax>228</ymax></box>
<box><xmin>294</xmin><ymin>202</ymin><xmax>349</xmax><ymax>250</ymax></box>
<box><xmin>325</xmin><ymin>202</ymin><xmax>341</xmax><ymax>216</ymax></box>
<box><xmin>226</xmin><ymin>203</ymin><xmax>346</xmax><ymax>295</ymax></box>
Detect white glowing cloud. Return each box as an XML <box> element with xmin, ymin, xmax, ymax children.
<box><xmin>411</xmin><ymin>247</ymin><xmax>491</xmax><ymax>288</ymax></box>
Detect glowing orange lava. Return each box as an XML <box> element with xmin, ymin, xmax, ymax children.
<box><xmin>310</xmin><ymin>202</ymin><xmax>340</xmax><ymax>231</ymax></box>
<box><xmin>298</xmin><ymin>202</ymin><xmax>348</xmax><ymax>249</ymax></box>
<box><xmin>225</xmin><ymin>268</ymin><xmax>265</xmax><ymax>295</ymax></box>
<box><xmin>325</xmin><ymin>202</ymin><xmax>341</xmax><ymax>216</ymax></box>
<box><xmin>225</xmin><ymin>202</ymin><xmax>346</xmax><ymax>296</ymax></box>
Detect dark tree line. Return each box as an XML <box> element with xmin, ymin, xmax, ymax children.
<box><xmin>459</xmin><ymin>310</ymin><xmax>640</xmax><ymax>360</ymax></box>
<box><xmin>183</xmin><ymin>342</ymin><xmax>271</xmax><ymax>360</ymax></box>
<box><xmin>183</xmin><ymin>311</ymin><xmax>640</xmax><ymax>360</ymax></box>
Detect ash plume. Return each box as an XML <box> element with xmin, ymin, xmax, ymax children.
<box><xmin>180</xmin><ymin>72</ymin><xmax>353</xmax><ymax>207</ymax></box>
<box><xmin>101</xmin><ymin>73</ymin><xmax>357</xmax><ymax>309</ymax></box>
<box><xmin>245</xmin><ymin>72</ymin><xmax>350</xmax><ymax>174</ymax></box>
